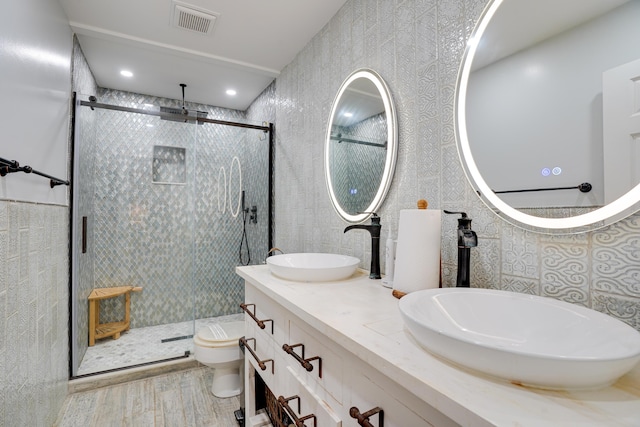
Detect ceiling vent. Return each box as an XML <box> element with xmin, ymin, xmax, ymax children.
<box><xmin>172</xmin><ymin>2</ymin><xmax>219</xmax><ymax>35</ymax></box>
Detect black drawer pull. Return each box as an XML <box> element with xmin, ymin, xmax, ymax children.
<box><xmin>239</xmin><ymin>337</ymin><xmax>274</xmax><ymax>374</ymax></box>
<box><xmin>278</xmin><ymin>395</ymin><xmax>317</xmax><ymax>427</ymax></box>
<box><xmin>240</xmin><ymin>303</ymin><xmax>273</xmax><ymax>333</ymax></box>
<box><xmin>282</xmin><ymin>343</ymin><xmax>322</xmax><ymax>378</ymax></box>
<box><xmin>350</xmin><ymin>406</ymin><xmax>384</xmax><ymax>427</ymax></box>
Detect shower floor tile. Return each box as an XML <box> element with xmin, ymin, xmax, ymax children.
<box><xmin>77</xmin><ymin>313</ymin><xmax>243</xmax><ymax>376</ymax></box>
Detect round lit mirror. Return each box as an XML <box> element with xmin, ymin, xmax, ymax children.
<box><xmin>325</xmin><ymin>69</ymin><xmax>398</xmax><ymax>223</ymax></box>
<box><xmin>456</xmin><ymin>0</ymin><xmax>640</xmax><ymax>233</ymax></box>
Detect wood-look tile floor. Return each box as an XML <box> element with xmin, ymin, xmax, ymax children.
<box><xmin>54</xmin><ymin>367</ymin><xmax>241</xmax><ymax>427</ymax></box>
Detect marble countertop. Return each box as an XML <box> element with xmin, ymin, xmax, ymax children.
<box><xmin>236</xmin><ymin>265</ymin><xmax>640</xmax><ymax>427</ymax></box>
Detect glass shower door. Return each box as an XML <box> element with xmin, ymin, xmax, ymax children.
<box><xmin>71</xmin><ymin>96</ymin><xmax>198</xmax><ymax>376</ymax></box>
<box><xmin>71</xmin><ymin>93</ymin><xmax>271</xmax><ymax>378</ymax></box>
<box><xmin>191</xmin><ymin>122</ymin><xmax>270</xmax><ymax>327</ymax></box>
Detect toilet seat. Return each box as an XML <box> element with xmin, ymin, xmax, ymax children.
<box><xmin>194</xmin><ymin>321</ymin><xmax>244</xmax><ymax>349</ymax></box>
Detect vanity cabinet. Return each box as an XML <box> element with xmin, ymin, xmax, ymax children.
<box><xmin>242</xmin><ymin>278</ymin><xmax>453</xmax><ymax>427</ymax></box>
<box><xmin>238</xmin><ymin>265</ymin><xmax>640</xmax><ymax>427</ymax></box>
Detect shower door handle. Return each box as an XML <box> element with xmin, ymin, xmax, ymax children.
<box><xmin>82</xmin><ymin>216</ymin><xmax>87</xmax><ymax>253</ymax></box>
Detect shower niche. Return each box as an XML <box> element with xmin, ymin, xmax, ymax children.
<box><xmin>152</xmin><ymin>145</ymin><xmax>186</xmax><ymax>184</ymax></box>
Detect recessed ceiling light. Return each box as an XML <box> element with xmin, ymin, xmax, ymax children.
<box><xmin>344</xmin><ymin>112</ymin><xmax>353</xmax><ymax>117</ymax></box>
<box><xmin>120</xmin><ymin>70</ymin><xmax>133</xmax><ymax>78</ymax></box>
<box><xmin>226</xmin><ymin>89</ymin><xmax>237</xmax><ymax>96</ymax></box>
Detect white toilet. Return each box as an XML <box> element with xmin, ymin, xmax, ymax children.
<box><xmin>193</xmin><ymin>321</ymin><xmax>245</xmax><ymax>398</ymax></box>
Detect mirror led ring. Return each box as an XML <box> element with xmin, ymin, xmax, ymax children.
<box><xmin>325</xmin><ymin>68</ymin><xmax>398</xmax><ymax>224</ymax></box>
<box><xmin>455</xmin><ymin>0</ymin><xmax>640</xmax><ymax>233</ymax></box>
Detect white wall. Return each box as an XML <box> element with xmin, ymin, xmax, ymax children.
<box><xmin>0</xmin><ymin>0</ymin><xmax>72</xmax><ymax>425</ymax></box>
<box><xmin>467</xmin><ymin>1</ymin><xmax>640</xmax><ymax>208</ymax></box>
<box><xmin>0</xmin><ymin>0</ymin><xmax>72</xmax><ymax>205</ymax></box>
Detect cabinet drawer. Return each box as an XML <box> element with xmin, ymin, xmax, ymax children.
<box><xmin>243</xmin><ymin>322</ymin><xmax>277</xmax><ymax>389</ymax></box>
<box><xmin>275</xmin><ymin>365</ymin><xmax>342</xmax><ymax>427</ymax></box>
<box><xmin>348</xmin><ymin>371</ymin><xmax>435</xmax><ymax>427</ymax></box>
<box><xmin>287</xmin><ymin>319</ymin><xmax>343</xmax><ymax>404</ymax></box>
<box><xmin>244</xmin><ymin>283</ymin><xmax>288</xmax><ymax>345</ymax></box>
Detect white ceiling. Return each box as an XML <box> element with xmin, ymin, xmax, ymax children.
<box><xmin>59</xmin><ymin>0</ymin><xmax>348</xmax><ymax>110</ymax></box>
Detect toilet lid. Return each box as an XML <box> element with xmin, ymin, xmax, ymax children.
<box><xmin>201</xmin><ymin>324</ymin><xmax>229</xmax><ymax>340</ymax></box>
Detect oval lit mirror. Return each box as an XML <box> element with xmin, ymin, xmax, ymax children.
<box><xmin>456</xmin><ymin>0</ymin><xmax>640</xmax><ymax>233</ymax></box>
<box><xmin>325</xmin><ymin>69</ymin><xmax>398</xmax><ymax>223</ymax></box>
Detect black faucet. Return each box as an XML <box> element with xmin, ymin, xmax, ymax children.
<box><xmin>444</xmin><ymin>211</ymin><xmax>478</xmax><ymax>287</ymax></box>
<box><xmin>344</xmin><ymin>214</ymin><xmax>381</xmax><ymax>279</ymax></box>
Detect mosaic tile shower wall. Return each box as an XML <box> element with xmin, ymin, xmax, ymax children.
<box><xmin>190</xmin><ymin>112</ymin><xmax>270</xmax><ymax>322</ymax></box>
<box><xmin>269</xmin><ymin>0</ymin><xmax>640</xmax><ymax>330</ymax></box>
<box><xmin>75</xmin><ymin>88</ymin><xmax>270</xmax><ymax>330</ymax></box>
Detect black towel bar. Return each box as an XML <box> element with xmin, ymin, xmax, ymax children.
<box><xmin>493</xmin><ymin>182</ymin><xmax>592</xmax><ymax>194</ymax></box>
<box><xmin>0</xmin><ymin>156</ymin><xmax>70</xmax><ymax>187</ymax></box>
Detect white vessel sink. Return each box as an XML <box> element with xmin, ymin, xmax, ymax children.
<box><xmin>266</xmin><ymin>253</ymin><xmax>360</xmax><ymax>282</ymax></box>
<box><xmin>398</xmin><ymin>288</ymin><xmax>640</xmax><ymax>390</ymax></box>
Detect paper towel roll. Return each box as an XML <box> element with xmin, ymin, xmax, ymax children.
<box><xmin>393</xmin><ymin>209</ymin><xmax>441</xmax><ymax>294</ymax></box>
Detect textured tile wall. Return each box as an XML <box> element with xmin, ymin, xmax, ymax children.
<box><xmin>0</xmin><ymin>201</ymin><xmax>69</xmax><ymax>426</ymax></box>
<box><xmin>268</xmin><ymin>0</ymin><xmax>640</xmax><ymax>330</ymax></box>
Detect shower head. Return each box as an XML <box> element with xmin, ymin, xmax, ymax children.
<box><xmin>160</xmin><ymin>83</ymin><xmax>207</xmax><ymax>124</ymax></box>
<box><xmin>159</xmin><ymin>106</ymin><xmax>207</xmax><ymax>124</ymax></box>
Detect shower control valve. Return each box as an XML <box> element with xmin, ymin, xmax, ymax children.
<box><xmin>250</xmin><ymin>206</ymin><xmax>258</xmax><ymax>224</ymax></box>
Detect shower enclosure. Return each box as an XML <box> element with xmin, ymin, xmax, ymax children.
<box><xmin>70</xmin><ymin>89</ymin><xmax>272</xmax><ymax>377</ymax></box>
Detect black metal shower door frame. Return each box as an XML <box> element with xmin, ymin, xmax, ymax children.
<box><xmin>68</xmin><ymin>93</ymin><xmax>274</xmax><ymax>378</ymax></box>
